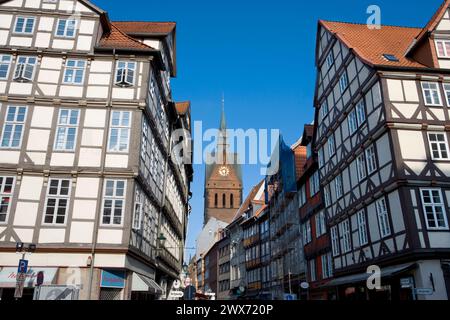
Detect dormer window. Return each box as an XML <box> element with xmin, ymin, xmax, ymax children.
<box><xmin>115</xmin><ymin>61</ymin><xmax>136</xmax><ymax>87</ymax></box>
<box><xmin>435</xmin><ymin>40</ymin><xmax>450</xmax><ymax>58</ymax></box>
<box><xmin>14</xmin><ymin>17</ymin><xmax>35</xmax><ymax>34</ymax></box>
<box><xmin>13</xmin><ymin>56</ymin><xmax>36</xmax><ymax>82</ymax></box>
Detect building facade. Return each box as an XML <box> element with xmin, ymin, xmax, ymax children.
<box><xmin>313</xmin><ymin>0</ymin><xmax>450</xmax><ymax>300</ymax></box>
<box><xmin>0</xmin><ymin>0</ymin><xmax>192</xmax><ymax>300</ymax></box>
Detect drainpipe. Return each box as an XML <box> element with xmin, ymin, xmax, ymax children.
<box><xmin>87</xmin><ymin>48</ymin><xmax>117</xmax><ymax>300</ymax></box>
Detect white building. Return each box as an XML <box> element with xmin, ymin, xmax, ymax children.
<box><xmin>0</xmin><ymin>0</ymin><xmax>192</xmax><ymax>300</ymax></box>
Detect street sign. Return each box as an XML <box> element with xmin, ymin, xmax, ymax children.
<box><xmin>173</xmin><ymin>280</ymin><xmax>181</xmax><ymax>289</ymax></box>
<box><xmin>414</xmin><ymin>288</ymin><xmax>433</xmax><ymax>295</ymax></box>
<box><xmin>400</xmin><ymin>277</ymin><xmax>413</xmax><ymax>288</ymax></box>
<box><xmin>169</xmin><ymin>291</ymin><xmax>184</xmax><ymax>299</ymax></box>
<box><xmin>18</xmin><ymin>259</ymin><xmax>28</xmax><ymax>274</ymax></box>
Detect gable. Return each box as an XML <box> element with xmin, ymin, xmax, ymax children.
<box><xmin>0</xmin><ymin>0</ymin><xmax>103</xmax><ymax>15</ymax></box>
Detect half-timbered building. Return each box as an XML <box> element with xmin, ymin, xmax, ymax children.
<box><xmin>314</xmin><ymin>0</ymin><xmax>450</xmax><ymax>300</ymax></box>
<box><xmin>0</xmin><ymin>0</ymin><xmax>192</xmax><ymax>300</ymax></box>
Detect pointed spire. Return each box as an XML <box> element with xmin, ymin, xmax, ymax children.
<box><xmin>220</xmin><ymin>92</ymin><xmax>226</xmax><ymax>131</ymax></box>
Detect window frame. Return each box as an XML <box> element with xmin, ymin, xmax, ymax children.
<box><xmin>43</xmin><ymin>178</ymin><xmax>72</xmax><ymax>225</ymax></box>
<box><xmin>0</xmin><ymin>54</ymin><xmax>12</xmax><ymax>80</ymax></box>
<box><xmin>334</xmin><ymin>174</ymin><xmax>343</xmax><ymax>199</ymax></box>
<box><xmin>55</xmin><ymin>18</ymin><xmax>78</xmax><ymax>38</ymax></box>
<box><xmin>357</xmin><ymin>209</ymin><xmax>368</xmax><ymax>246</ymax></box>
<box><xmin>328</xmin><ymin>134</ymin><xmax>335</xmax><ymax>157</ymax></box>
<box><xmin>348</xmin><ymin>109</ymin><xmax>358</xmax><ymax>135</ymax></box>
<box><xmin>316</xmin><ymin>210</ymin><xmax>326</xmax><ymax>237</ymax></box>
<box><xmin>427</xmin><ymin>132</ymin><xmax>450</xmax><ymax>160</ymax></box>
<box><xmin>421</xmin><ymin>82</ymin><xmax>443</xmax><ymax>106</ymax></box>
<box><xmin>339</xmin><ymin>72</ymin><xmax>349</xmax><ymax>94</ymax></box>
<box><xmin>0</xmin><ymin>176</ymin><xmax>15</xmax><ymax>224</ymax></box>
<box><xmin>54</xmin><ymin>109</ymin><xmax>80</xmax><ymax>151</ymax></box>
<box><xmin>108</xmin><ymin>111</ymin><xmax>132</xmax><ymax>153</ymax></box>
<box><xmin>435</xmin><ymin>39</ymin><xmax>450</xmax><ymax>58</ymax></box>
<box><xmin>115</xmin><ymin>61</ymin><xmax>136</xmax><ymax>87</ymax></box>
<box><xmin>356</xmin><ymin>152</ymin><xmax>367</xmax><ymax>182</ymax></box>
<box><xmin>101</xmin><ymin>179</ymin><xmax>127</xmax><ymax>226</ymax></box>
<box><xmin>340</xmin><ymin>219</ymin><xmax>352</xmax><ymax>253</ymax></box>
<box><xmin>331</xmin><ymin>225</ymin><xmax>340</xmax><ymax>257</ymax></box>
<box><xmin>13</xmin><ymin>56</ymin><xmax>37</xmax><ymax>82</ymax></box>
<box><xmin>420</xmin><ymin>188</ymin><xmax>449</xmax><ymax>230</ymax></box>
<box><xmin>365</xmin><ymin>145</ymin><xmax>378</xmax><ymax>174</ymax></box>
<box><xmin>14</xmin><ymin>16</ymin><xmax>35</xmax><ymax>34</ymax></box>
<box><xmin>0</xmin><ymin>106</ymin><xmax>27</xmax><ymax>149</ymax></box>
<box><xmin>376</xmin><ymin>197</ymin><xmax>391</xmax><ymax>238</ymax></box>
<box><xmin>63</xmin><ymin>59</ymin><xmax>86</xmax><ymax>85</ymax></box>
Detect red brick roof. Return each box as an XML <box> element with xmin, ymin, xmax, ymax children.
<box><xmin>320</xmin><ymin>20</ymin><xmax>425</xmax><ymax>68</ymax></box>
<box><xmin>99</xmin><ymin>23</ymin><xmax>155</xmax><ymax>50</ymax></box>
<box><xmin>112</xmin><ymin>21</ymin><xmax>176</xmax><ymax>35</ymax></box>
<box><xmin>175</xmin><ymin>101</ymin><xmax>190</xmax><ymax>115</ymax></box>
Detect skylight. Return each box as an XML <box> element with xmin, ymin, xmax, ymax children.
<box><xmin>383</xmin><ymin>54</ymin><xmax>399</xmax><ymax>62</ymax></box>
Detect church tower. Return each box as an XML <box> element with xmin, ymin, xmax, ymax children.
<box><xmin>203</xmin><ymin>101</ymin><xmax>243</xmax><ymax>225</ymax></box>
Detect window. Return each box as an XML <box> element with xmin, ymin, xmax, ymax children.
<box><xmin>428</xmin><ymin>132</ymin><xmax>449</xmax><ymax>160</ymax></box>
<box><xmin>326</xmin><ymin>52</ymin><xmax>334</xmax><ymax>69</ymax></box>
<box><xmin>309</xmin><ymin>259</ymin><xmax>316</xmax><ymax>282</ymax></box>
<box><xmin>320</xmin><ymin>100</ymin><xmax>329</xmax><ymax>120</ymax></box>
<box><xmin>310</xmin><ymin>171</ymin><xmax>320</xmax><ymax>197</ymax></box>
<box><xmin>376</xmin><ymin>198</ymin><xmax>391</xmax><ymax>238</ymax></box>
<box><xmin>348</xmin><ymin>109</ymin><xmax>358</xmax><ymax>134</ymax></box>
<box><xmin>0</xmin><ymin>177</ymin><xmax>15</xmax><ymax>223</ymax></box>
<box><xmin>132</xmin><ymin>202</ymin><xmax>143</xmax><ymax>231</ymax></box>
<box><xmin>43</xmin><ymin>179</ymin><xmax>71</xmax><ymax>225</ymax></box>
<box><xmin>334</xmin><ymin>175</ymin><xmax>343</xmax><ymax>199</ymax></box>
<box><xmin>421</xmin><ymin>82</ymin><xmax>442</xmax><ymax>106</ymax></box>
<box><xmin>340</xmin><ymin>219</ymin><xmax>351</xmax><ymax>253</ymax></box>
<box><xmin>382</xmin><ymin>54</ymin><xmax>399</xmax><ymax>62</ymax></box>
<box><xmin>318</xmin><ymin>148</ymin><xmax>324</xmax><ymax>168</ymax></box>
<box><xmin>339</xmin><ymin>72</ymin><xmax>349</xmax><ymax>93</ymax></box>
<box><xmin>331</xmin><ymin>226</ymin><xmax>340</xmax><ymax>256</ymax></box>
<box><xmin>357</xmin><ymin>210</ymin><xmax>368</xmax><ymax>246</ymax></box>
<box><xmin>56</xmin><ymin>19</ymin><xmax>77</xmax><ymax>37</ymax></box>
<box><xmin>321</xmin><ymin>254</ymin><xmax>333</xmax><ymax>279</ymax></box>
<box><xmin>222</xmin><ymin>194</ymin><xmax>226</xmax><ymax>208</ymax></box>
<box><xmin>303</xmin><ymin>220</ymin><xmax>312</xmax><ymax>245</ymax></box>
<box><xmin>316</xmin><ymin>210</ymin><xmax>326</xmax><ymax>237</ymax></box>
<box><xmin>444</xmin><ymin>84</ymin><xmax>450</xmax><ymax>106</ymax></box>
<box><xmin>13</xmin><ymin>56</ymin><xmax>36</xmax><ymax>82</ymax></box>
<box><xmin>324</xmin><ymin>185</ymin><xmax>331</xmax><ymax>207</ymax></box>
<box><xmin>101</xmin><ymin>180</ymin><xmax>126</xmax><ymax>225</ymax></box>
<box><xmin>435</xmin><ymin>40</ymin><xmax>450</xmax><ymax>58</ymax></box>
<box><xmin>328</xmin><ymin>135</ymin><xmax>335</xmax><ymax>156</ymax></box>
<box><xmin>355</xmin><ymin>100</ymin><xmax>366</xmax><ymax>126</ymax></box>
<box><xmin>63</xmin><ymin>59</ymin><xmax>86</xmax><ymax>84</ymax></box>
<box><xmin>0</xmin><ymin>55</ymin><xmax>12</xmax><ymax>80</ymax></box>
<box><xmin>14</xmin><ymin>16</ymin><xmax>35</xmax><ymax>34</ymax></box>
<box><xmin>1</xmin><ymin>106</ymin><xmax>27</xmax><ymax>148</ymax></box>
<box><xmin>356</xmin><ymin>153</ymin><xmax>367</xmax><ymax>181</ymax></box>
<box><xmin>108</xmin><ymin>111</ymin><xmax>131</xmax><ymax>152</ymax></box>
<box><xmin>54</xmin><ymin>109</ymin><xmax>79</xmax><ymax>151</ymax></box>
<box><xmin>298</xmin><ymin>185</ymin><xmax>306</xmax><ymax>207</ymax></box>
<box><xmin>420</xmin><ymin>189</ymin><xmax>448</xmax><ymax>230</ymax></box>
<box><xmin>214</xmin><ymin>193</ymin><xmax>218</xmax><ymax>207</ymax></box>
<box><xmin>115</xmin><ymin>61</ymin><xmax>136</xmax><ymax>87</ymax></box>
<box><xmin>230</xmin><ymin>194</ymin><xmax>234</xmax><ymax>208</ymax></box>
<box><xmin>365</xmin><ymin>145</ymin><xmax>378</xmax><ymax>174</ymax></box>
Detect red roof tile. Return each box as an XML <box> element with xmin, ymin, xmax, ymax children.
<box><xmin>112</xmin><ymin>21</ymin><xmax>176</xmax><ymax>35</ymax></box>
<box><xmin>320</xmin><ymin>20</ymin><xmax>425</xmax><ymax>68</ymax></box>
<box><xmin>99</xmin><ymin>23</ymin><xmax>155</xmax><ymax>50</ymax></box>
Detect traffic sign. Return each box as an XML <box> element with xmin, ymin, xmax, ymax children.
<box><xmin>284</xmin><ymin>294</ymin><xmax>297</xmax><ymax>301</ymax></box>
<box><xmin>18</xmin><ymin>259</ymin><xmax>28</xmax><ymax>274</ymax></box>
<box><xmin>169</xmin><ymin>291</ymin><xmax>184</xmax><ymax>298</ymax></box>
<box><xmin>414</xmin><ymin>288</ymin><xmax>433</xmax><ymax>295</ymax></box>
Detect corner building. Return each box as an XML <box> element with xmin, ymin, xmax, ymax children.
<box><xmin>0</xmin><ymin>0</ymin><xmax>192</xmax><ymax>300</ymax></box>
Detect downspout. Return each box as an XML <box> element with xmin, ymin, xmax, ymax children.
<box><xmin>87</xmin><ymin>48</ymin><xmax>117</xmax><ymax>300</ymax></box>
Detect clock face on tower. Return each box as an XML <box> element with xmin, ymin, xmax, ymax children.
<box><xmin>218</xmin><ymin>166</ymin><xmax>230</xmax><ymax>177</ymax></box>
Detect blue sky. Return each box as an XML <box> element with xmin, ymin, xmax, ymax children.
<box><xmin>94</xmin><ymin>0</ymin><xmax>443</xmax><ymax>258</ymax></box>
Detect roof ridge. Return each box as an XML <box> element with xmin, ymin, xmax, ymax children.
<box><xmin>112</xmin><ymin>20</ymin><xmax>176</xmax><ymax>24</ymax></box>
<box><xmin>320</xmin><ymin>19</ymin><xmax>422</xmax><ymax>30</ymax></box>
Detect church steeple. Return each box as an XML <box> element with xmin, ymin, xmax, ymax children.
<box><xmin>220</xmin><ymin>94</ymin><xmax>226</xmax><ymax>131</ymax></box>
<box><xmin>217</xmin><ymin>94</ymin><xmax>228</xmax><ymax>164</ymax></box>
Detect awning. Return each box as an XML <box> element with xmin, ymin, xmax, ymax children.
<box><xmin>131</xmin><ymin>273</ymin><xmax>163</xmax><ymax>295</ymax></box>
<box><xmin>323</xmin><ymin>263</ymin><xmax>416</xmax><ymax>288</ymax></box>
<box><xmin>0</xmin><ymin>267</ymin><xmax>58</xmax><ymax>288</ymax></box>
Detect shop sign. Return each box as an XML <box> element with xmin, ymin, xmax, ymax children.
<box><xmin>100</xmin><ymin>269</ymin><xmax>126</xmax><ymax>288</ymax></box>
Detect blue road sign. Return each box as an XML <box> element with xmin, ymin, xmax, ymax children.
<box><xmin>18</xmin><ymin>259</ymin><xmax>28</xmax><ymax>274</ymax></box>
